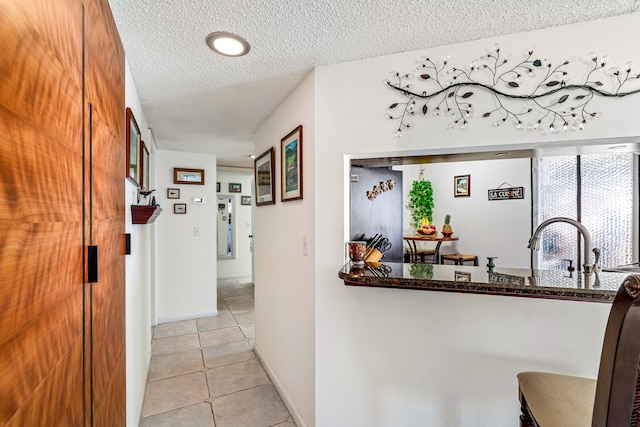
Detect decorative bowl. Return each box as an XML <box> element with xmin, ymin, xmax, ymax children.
<box><xmin>417</xmin><ymin>228</ymin><xmax>436</xmax><ymax>235</ymax></box>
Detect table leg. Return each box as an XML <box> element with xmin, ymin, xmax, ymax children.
<box><xmin>433</xmin><ymin>241</ymin><xmax>443</xmax><ymax>264</ymax></box>
<box><xmin>407</xmin><ymin>241</ymin><xmax>418</xmax><ymax>263</ymax></box>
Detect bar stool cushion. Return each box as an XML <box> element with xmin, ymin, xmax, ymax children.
<box><xmin>440</xmin><ymin>253</ymin><xmax>478</xmax><ymax>265</ymax></box>
<box><xmin>517</xmin><ymin>372</ymin><xmax>596</xmax><ymax>426</ymax></box>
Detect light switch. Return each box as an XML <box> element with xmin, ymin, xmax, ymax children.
<box><xmin>194</xmin><ymin>226</ymin><xmax>200</xmax><ymax>236</ymax></box>
<box><xmin>303</xmin><ymin>235</ymin><xmax>308</xmax><ymax>256</ymax></box>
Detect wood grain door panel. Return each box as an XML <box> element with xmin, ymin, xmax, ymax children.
<box><xmin>84</xmin><ymin>0</ymin><xmax>126</xmax><ymax>424</ymax></box>
<box><xmin>1</xmin><ymin>0</ymin><xmax>126</xmax><ymax>424</ymax></box>
<box><xmin>0</xmin><ymin>0</ymin><xmax>85</xmax><ymax>425</ymax></box>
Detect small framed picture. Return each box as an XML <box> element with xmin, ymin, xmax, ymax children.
<box><xmin>229</xmin><ymin>183</ymin><xmax>242</xmax><ymax>193</ymax></box>
<box><xmin>455</xmin><ymin>271</ymin><xmax>471</xmax><ymax>282</ymax></box>
<box><xmin>174</xmin><ymin>168</ymin><xmax>205</xmax><ymax>185</ymax></box>
<box><xmin>454</xmin><ymin>175</ymin><xmax>470</xmax><ymax>197</ymax></box>
<box><xmin>241</xmin><ymin>196</ymin><xmax>252</xmax><ymax>205</ymax></box>
<box><xmin>254</xmin><ymin>147</ymin><xmax>275</xmax><ymax>206</ymax></box>
<box><xmin>167</xmin><ymin>188</ymin><xmax>180</xmax><ymax>199</ymax></box>
<box><xmin>281</xmin><ymin>125</ymin><xmax>303</xmax><ymax>201</ymax></box>
<box><xmin>216</xmin><ymin>182</ymin><xmax>220</xmax><ymax>192</ymax></box>
<box><xmin>173</xmin><ymin>203</ymin><xmax>187</xmax><ymax>214</ymax></box>
<box><xmin>125</xmin><ymin>108</ymin><xmax>141</xmax><ymax>187</ymax></box>
<box><xmin>140</xmin><ymin>141</ymin><xmax>150</xmax><ymax>191</ymax></box>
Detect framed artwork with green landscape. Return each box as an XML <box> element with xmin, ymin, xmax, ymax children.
<box><xmin>281</xmin><ymin>125</ymin><xmax>303</xmax><ymax>202</ymax></box>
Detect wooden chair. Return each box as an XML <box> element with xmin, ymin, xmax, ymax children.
<box><xmin>517</xmin><ymin>274</ymin><xmax>640</xmax><ymax>426</ymax></box>
<box><xmin>440</xmin><ymin>253</ymin><xmax>478</xmax><ymax>266</ymax></box>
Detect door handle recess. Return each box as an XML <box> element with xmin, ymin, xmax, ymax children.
<box><xmin>88</xmin><ymin>245</ymin><xmax>98</xmax><ymax>283</ymax></box>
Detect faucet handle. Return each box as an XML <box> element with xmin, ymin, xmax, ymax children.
<box><xmin>592</xmin><ymin>248</ymin><xmax>601</xmax><ymax>273</ymax></box>
<box><xmin>563</xmin><ymin>259</ymin><xmax>575</xmax><ymax>272</ymax></box>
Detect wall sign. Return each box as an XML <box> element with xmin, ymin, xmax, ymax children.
<box><xmin>488</xmin><ymin>186</ymin><xmax>524</xmax><ymax>201</ymax></box>
<box><xmin>489</xmin><ymin>271</ymin><xmax>525</xmax><ymax>286</ymax></box>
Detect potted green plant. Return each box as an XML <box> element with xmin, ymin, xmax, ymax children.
<box><xmin>407</xmin><ymin>170</ymin><xmax>434</xmax><ymax>229</ymax></box>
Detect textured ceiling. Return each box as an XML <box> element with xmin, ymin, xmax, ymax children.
<box><xmin>108</xmin><ymin>0</ymin><xmax>639</xmax><ymax>168</ymax></box>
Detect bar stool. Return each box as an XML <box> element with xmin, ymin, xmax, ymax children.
<box><xmin>404</xmin><ymin>249</ymin><xmax>436</xmax><ymax>263</ymax></box>
<box><xmin>440</xmin><ymin>253</ymin><xmax>478</xmax><ymax>266</ymax></box>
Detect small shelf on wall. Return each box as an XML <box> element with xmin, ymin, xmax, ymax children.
<box><xmin>131</xmin><ymin>205</ymin><xmax>162</xmax><ymax>224</ymax></box>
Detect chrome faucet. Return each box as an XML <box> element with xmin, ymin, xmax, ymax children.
<box><xmin>528</xmin><ymin>217</ymin><xmax>599</xmax><ymax>275</ymax></box>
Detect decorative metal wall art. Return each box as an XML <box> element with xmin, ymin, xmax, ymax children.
<box><xmin>366</xmin><ymin>179</ymin><xmax>396</xmax><ymax>200</ymax></box>
<box><xmin>386</xmin><ymin>45</ymin><xmax>640</xmax><ymax>136</ymax></box>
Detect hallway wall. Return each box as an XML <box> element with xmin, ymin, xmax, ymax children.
<box><xmin>155</xmin><ymin>150</ymin><xmax>218</xmax><ymax>322</ymax></box>
<box><xmin>124</xmin><ymin>59</ymin><xmax>154</xmax><ymax>426</ymax></box>
<box><xmin>254</xmin><ymin>71</ymin><xmax>317</xmax><ymax>427</ymax></box>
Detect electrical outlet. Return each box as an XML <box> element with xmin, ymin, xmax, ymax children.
<box><xmin>194</xmin><ymin>226</ymin><xmax>200</xmax><ymax>236</ymax></box>
<box><xmin>302</xmin><ymin>235</ymin><xmax>308</xmax><ymax>256</ymax></box>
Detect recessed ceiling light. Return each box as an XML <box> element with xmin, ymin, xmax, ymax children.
<box><xmin>206</xmin><ymin>32</ymin><xmax>250</xmax><ymax>57</ymax></box>
<box><xmin>249</xmin><ymin>154</ymin><xmax>256</xmax><ymax>159</ymax></box>
<box><xmin>608</xmin><ymin>145</ymin><xmax>627</xmax><ymax>150</ymax></box>
<box><xmin>494</xmin><ymin>152</ymin><xmax>510</xmax><ymax>157</ymax></box>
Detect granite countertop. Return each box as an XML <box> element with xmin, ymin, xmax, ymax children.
<box><xmin>339</xmin><ymin>262</ymin><xmax>632</xmax><ymax>302</ymax></box>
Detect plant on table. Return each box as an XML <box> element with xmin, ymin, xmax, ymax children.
<box><xmin>407</xmin><ymin>168</ymin><xmax>434</xmax><ymax>231</ymax></box>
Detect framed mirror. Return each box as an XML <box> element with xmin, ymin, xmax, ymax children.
<box><xmin>217</xmin><ymin>195</ymin><xmax>236</xmax><ymax>259</ymax></box>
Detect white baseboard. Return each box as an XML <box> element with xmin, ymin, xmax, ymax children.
<box><xmin>216</xmin><ymin>274</ymin><xmax>253</xmax><ymax>283</ymax></box>
<box><xmin>254</xmin><ymin>344</ymin><xmax>309</xmax><ymax>427</ymax></box>
<box><xmin>156</xmin><ymin>309</ymin><xmax>219</xmax><ymax>324</ymax></box>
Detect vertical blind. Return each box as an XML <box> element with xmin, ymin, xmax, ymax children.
<box><xmin>536</xmin><ymin>153</ymin><xmax>635</xmax><ymax>270</ymax></box>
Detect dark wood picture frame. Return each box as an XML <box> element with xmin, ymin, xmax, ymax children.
<box><xmin>229</xmin><ymin>183</ymin><xmax>242</xmax><ymax>193</ymax></box>
<box><xmin>125</xmin><ymin>107</ymin><xmax>141</xmax><ymax>186</ymax></box>
<box><xmin>281</xmin><ymin>125</ymin><xmax>303</xmax><ymax>201</ymax></box>
<box><xmin>254</xmin><ymin>147</ymin><xmax>276</xmax><ymax>206</ymax></box>
<box><xmin>174</xmin><ymin>168</ymin><xmax>205</xmax><ymax>185</ymax></box>
<box><xmin>167</xmin><ymin>188</ymin><xmax>180</xmax><ymax>199</ymax></box>
<box><xmin>454</xmin><ymin>175</ymin><xmax>470</xmax><ymax>197</ymax></box>
<box><xmin>140</xmin><ymin>140</ymin><xmax>149</xmax><ymax>191</ymax></box>
<box><xmin>241</xmin><ymin>196</ymin><xmax>252</xmax><ymax>205</ymax></box>
<box><xmin>216</xmin><ymin>182</ymin><xmax>220</xmax><ymax>192</ymax></box>
<box><xmin>173</xmin><ymin>203</ymin><xmax>187</xmax><ymax>214</ymax></box>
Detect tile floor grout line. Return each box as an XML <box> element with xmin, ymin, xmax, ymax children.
<box><xmin>141</xmin><ymin>281</ymin><xmax>295</xmax><ymax>426</ymax></box>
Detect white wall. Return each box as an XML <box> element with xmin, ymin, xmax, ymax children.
<box><xmin>398</xmin><ymin>158</ymin><xmax>532</xmax><ymax>268</ymax></box>
<box><xmin>124</xmin><ymin>59</ymin><xmax>154</xmax><ymax>426</ymax></box>
<box><xmin>155</xmin><ymin>150</ymin><xmax>218</xmax><ymax>322</ymax></box>
<box><xmin>312</xmin><ymin>13</ymin><xmax>640</xmax><ymax>427</ymax></box>
<box><xmin>216</xmin><ymin>167</ymin><xmax>254</xmax><ymax>280</ymax></box>
<box><xmin>254</xmin><ymin>72</ymin><xmax>316</xmax><ymax>427</ymax></box>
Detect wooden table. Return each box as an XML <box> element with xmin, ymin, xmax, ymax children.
<box><xmin>404</xmin><ymin>234</ymin><xmax>459</xmax><ymax>264</ymax></box>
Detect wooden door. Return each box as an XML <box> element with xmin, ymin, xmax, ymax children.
<box><xmin>0</xmin><ymin>0</ymin><xmax>126</xmax><ymax>424</ymax></box>
<box><xmin>0</xmin><ymin>0</ymin><xmax>85</xmax><ymax>425</ymax></box>
<box><xmin>84</xmin><ymin>0</ymin><xmax>126</xmax><ymax>424</ymax></box>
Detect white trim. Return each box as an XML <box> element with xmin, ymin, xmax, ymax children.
<box><xmin>156</xmin><ymin>309</ymin><xmax>218</xmax><ymax>324</ymax></box>
<box><xmin>254</xmin><ymin>344</ymin><xmax>309</xmax><ymax>427</ymax></box>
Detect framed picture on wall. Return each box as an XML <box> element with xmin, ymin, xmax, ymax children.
<box><xmin>254</xmin><ymin>147</ymin><xmax>275</xmax><ymax>206</ymax></box>
<box><xmin>174</xmin><ymin>168</ymin><xmax>205</xmax><ymax>185</ymax></box>
<box><xmin>229</xmin><ymin>183</ymin><xmax>242</xmax><ymax>193</ymax></box>
<box><xmin>125</xmin><ymin>107</ymin><xmax>141</xmax><ymax>187</ymax></box>
<box><xmin>167</xmin><ymin>188</ymin><xmax>180</xmax><ymax>199</ymax></box>
<box><xmin>454</xmin><ymin>175</ymin><xmax>470</xmax><ymax>197</ymax></box>
<box><xmin>140</xmin><ymin>141</ymin><xmax>149</xmax><ymax>190</ymax></box>
<box><xmin>216</xmin><ymin>182</ymin><xmax>220</xmax><ymax>192</ymax></box>
<box><xmin>173</xmin><ymin>203</ymin><xmax>187</xmax><ymax>214</ymax></box>
<box><xmin>281</xmin><ymin>125</ymin><xmax>303</xmax><ymax>202</ymax></box>
<box><xmin>241</xmin><ymin>196</ymin><xmax>252</xmax><ymax>205</ymax></box>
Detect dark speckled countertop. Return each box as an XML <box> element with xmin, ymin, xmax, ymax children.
<box><xmin>339</xmin><ymin>262</ymin><xmax>632</xmax><ymax>302</ymax></box>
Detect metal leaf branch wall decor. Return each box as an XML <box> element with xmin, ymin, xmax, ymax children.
<box><xmin>385</xmin><ymin>45</ymin><xmax>640</xmax><ymax>137</ymax></box>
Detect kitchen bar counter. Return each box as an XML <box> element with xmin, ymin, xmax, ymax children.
<box><xmin>339</xmin><ymin>262</ymin><xmax>631</xmax><ymax>302</ymax></box>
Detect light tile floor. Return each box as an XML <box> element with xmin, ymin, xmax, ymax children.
<box><xmin>140</xmin><ymin>279</ymin><xmax>296</xmax><ymax>427</ymax></box>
